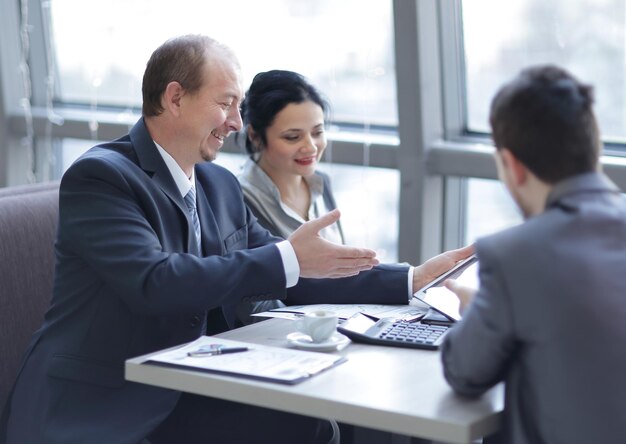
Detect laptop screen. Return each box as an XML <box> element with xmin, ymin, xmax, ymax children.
<box><xmin>413</xmin><ymin>255</ymin><xmax>479</xmax><ymax>321</ymax></box>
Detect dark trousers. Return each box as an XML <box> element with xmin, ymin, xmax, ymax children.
<box><xmin>148</xmin><ymin>392</ymin><xmax>338</xmax><ymax>444</ymax></box>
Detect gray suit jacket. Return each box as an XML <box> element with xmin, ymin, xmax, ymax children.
<box><xmin>441</xmin><ymin>172</ymin><xmax>626</xmax><ymax>444</ymax></box>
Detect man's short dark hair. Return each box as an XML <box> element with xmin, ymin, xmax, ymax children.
<box><xmin>489</xmin><ymin>65</ymin><xmax>600</xmax><ymax>183</ymax></box>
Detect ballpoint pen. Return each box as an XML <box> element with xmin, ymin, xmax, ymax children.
<box><xmin>187</xmin><ymin>346</ymin><xmax>249</xmax><ymax>357</ymax></box>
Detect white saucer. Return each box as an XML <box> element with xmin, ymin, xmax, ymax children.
<box><xmin>286</xmin><ymin>332</ymin><xmax>350</xmax><ymax>352</ymax></box>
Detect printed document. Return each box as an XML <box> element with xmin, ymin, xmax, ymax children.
<box><xmin>253</xmin><ymin>302</ymin><xmax>429</xmax><ymax>321</ymax></box>
<box><xmin>146</xmin><ymin>336</ymin><xmax>346</xmax><ymax>385</ymax></box>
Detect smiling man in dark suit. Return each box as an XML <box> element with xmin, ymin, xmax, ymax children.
<box><xmin>2</xmin><ymin>34</ymin><xmax>470</xmax><ymax>444</ymax></box>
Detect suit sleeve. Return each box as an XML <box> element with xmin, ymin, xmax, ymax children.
<box><xmin>287</xmin><ymin>263</ymin><xmax>410</xmax><ymax>305</ymax></box>
<box><xmin>440</xmin><ymin>242</ymin><xmax>518</xmax><ymax>397</ymax></box>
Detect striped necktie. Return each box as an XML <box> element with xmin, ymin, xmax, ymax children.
<box><xmin>184</xmin><ymin>186</ymin><xmax>201</xmax><ymax>252</ymax></box>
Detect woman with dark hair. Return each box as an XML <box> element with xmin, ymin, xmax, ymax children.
<box><xmin>236</xmin><ymin>70</ymin><xmax>343</xmax><ymax>320</ymax></box>
<box><xmin>237</xmin><ymin>70</ymin><xmax>343</xmax><ymax>245</ymax></box>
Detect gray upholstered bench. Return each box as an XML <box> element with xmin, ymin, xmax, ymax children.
<box><xmin>0</xmin><ymin>181</ymin><xmax>59</xmax><ymax>414</ymax></box>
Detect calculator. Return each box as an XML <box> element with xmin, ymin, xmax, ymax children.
<box><xmin>337</xmin><ymin>312</ymin><xmax>450</xmax><ymax>350</ymax></box>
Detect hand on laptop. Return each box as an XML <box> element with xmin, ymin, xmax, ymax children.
<box><xmin>412</xmin><ymin>244</ymin><xmax>474</xmax><ymax>291</ymax></box>
<box><xmin>444</xmin><ymin>279</ymin><xmax>476</xmax><ymax>315</ymax></box>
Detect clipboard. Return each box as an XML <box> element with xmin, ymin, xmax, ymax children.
<box><xmin>145</xmin><ymin>336</ymin><xmax>346</xmax><ymax>385</ymax></box>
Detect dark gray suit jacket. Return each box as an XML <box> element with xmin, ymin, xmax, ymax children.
<box><xmin>441</xmin><ymin>172</ymin><xmax>626</xmax><ymax>444</ymax></box>
<box><xmin>3</xmin><ymin>118</ymin><xmax>409</xmax><ymax>444</ymax></box>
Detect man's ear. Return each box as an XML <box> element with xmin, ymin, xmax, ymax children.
<box><xmin>163</xmin><ymin>81</ymin><xmax>185</xmax><ymax>117</ymax></box>
<box><xmin>499</xmin><ymin>148</ymin><xmax>528</xmax><ymax>187</ymax></box>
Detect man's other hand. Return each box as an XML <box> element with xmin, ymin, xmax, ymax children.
<box><xmin>412</xmin><ymin>245</ymin><xmax>474</xmax><ymax>291</ymax></box>
<box><xmin>444</xmin><ymin>279</ymin><xmax>477</xmax><ymax>315</ymax></box>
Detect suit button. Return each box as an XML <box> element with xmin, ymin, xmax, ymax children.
<box><xmin>189</xmin><ymin>315</ymin><xmax>201</xmax><ymax>328</ymax></box>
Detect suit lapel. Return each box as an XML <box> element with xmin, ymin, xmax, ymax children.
<box><xmin>129</xmin><ymin>118</ymin><xmax>199</xmax><ymax>255</ymax></box>
<box><xmin>196</xmin><ymin>181</ymin><xmax>232</xmax><ymax>328</ymax></box>
<box><xmin>195</xmin><ymin>179</ymin><xmax>224</xmax><ymax>256</ymax></box>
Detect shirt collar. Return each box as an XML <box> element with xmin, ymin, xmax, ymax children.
<box><xmin>154</xmin><ymin>141</ymin><xmax>195</xmax><ymax>197</ymax></box>
<box><xmin>546</xmin><ymin>171</ymin><xmax>619</xmax><ymax>209</ymax></box>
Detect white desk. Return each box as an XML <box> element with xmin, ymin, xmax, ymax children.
<box><xmin>126</xmin><ymin>318</ymin><xmax>503</xmax><ymax>443</ymax></box>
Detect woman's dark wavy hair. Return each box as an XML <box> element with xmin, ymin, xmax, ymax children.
<box><xmin>238</xmin><ymin>70</ymin><xmax>330</xmax><ymax>157</ymax></box>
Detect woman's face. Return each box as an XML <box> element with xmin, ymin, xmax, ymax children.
<box><xmin>257</xmin><ymin>100</ymin><xmax>326</xmax><ymax>179</ymax></box>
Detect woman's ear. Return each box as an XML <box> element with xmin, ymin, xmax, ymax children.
<box><xmin>247</xmin><ymin>127</ymin><xmax>262</xmax><ymax>151</ymax></box>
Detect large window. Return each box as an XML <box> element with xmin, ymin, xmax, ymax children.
<box><xmin>47</xmin><ymin>0</ymin><xmax>399</xmax><ymax>259</ymax></box>
<box><xmin>5</xmin><ymin>0</ymin><xmax>626</xmax><ymax>262</ymax></box>
<box><xmin>455</xmin><ymin>0</ymin><xmax>626</xmax><ymax>247</ymax></box>
<box><xmin>463</xmin><ymin>0</ymin><xmax>626</xmax><ymax>142</ymax></box>
<box><xmin>49</xmin><ymin>0</ymin><xmax>397</xmax><ymax>127</ymax></box>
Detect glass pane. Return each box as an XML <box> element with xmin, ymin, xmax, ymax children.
<box><xmin>319</xmin><ymin>163</ymin><xmax>399</xmax><ymax>263</ymax></box>
<box><xmin>48</xmin><ymin>0</ymin><xmax>397</xmax><ymax>126</ymax></box>
<box><xmin>465</xmin><ymin>178</ymin><xmax>522</xmax><ymax>244</ymax></box>
<box><xmin>215</xmin><ymin>153</ymin><xmax>399</xmax><ymax>263</ymax></box>
<box><xmin>462</xmin><ymin>0</ymin><xmax>626</xmax><ymax>141</ymax></box>
<box><xmin>57</xmin><ymin>138</ymin><xmax>102</xmax><ymax>173</ymax></box>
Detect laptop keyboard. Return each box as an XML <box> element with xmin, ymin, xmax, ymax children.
<box><xmin>376</xmin><ymin>321</ymin><xmax>449</xmax><ymax>346</ymax></box>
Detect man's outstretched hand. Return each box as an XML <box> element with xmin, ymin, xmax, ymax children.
<box><xmin>288</xmin><ymin>209</ymin><xmax>379</xmax><ymax>279</ymax></box>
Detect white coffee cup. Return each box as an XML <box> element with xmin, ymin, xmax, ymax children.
<box><xmin>296</xmin><ymin>310</ymin><xmax>338</xmax><ymax>343</ymax></box>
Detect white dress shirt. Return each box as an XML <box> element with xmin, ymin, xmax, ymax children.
<box><xmin>154</xmin><ymin>142</ymin><xmax>300</xmax><ymax>288</ymax></box>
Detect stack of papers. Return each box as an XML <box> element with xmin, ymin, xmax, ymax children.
<box><xmin>253</xmin><ymin>303</ymin><xmax>429</xmax><ymax>322</ymax></box>
<box><xmin>146</xmin><ymin>336</ymin><xmax>346</xmax><ymax>385</ymax></box>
